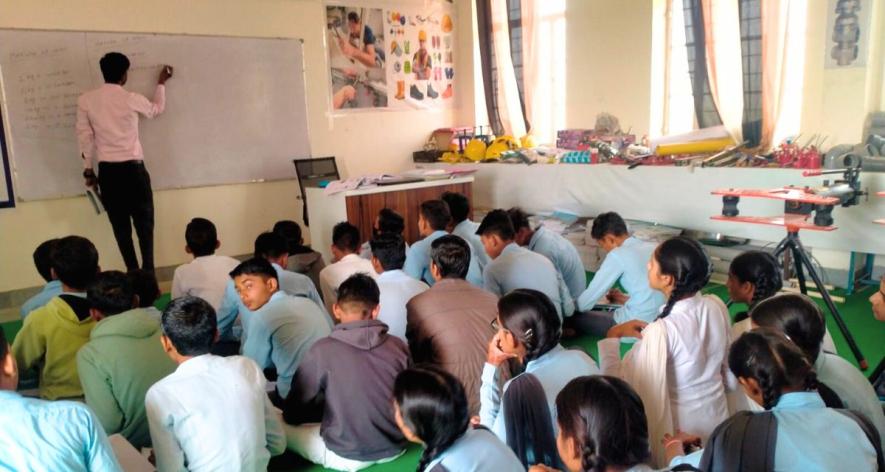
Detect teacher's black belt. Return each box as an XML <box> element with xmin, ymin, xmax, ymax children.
<box><xmin>98</xmin><ymin>160</ymin><xmax>144</xmax><ymax>167</ymax></box>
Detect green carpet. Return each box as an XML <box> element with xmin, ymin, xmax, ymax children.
<box><xmin>2</xmin><ymin>283</ymin><xmax>882</xmax><ymax>472</ymax></box>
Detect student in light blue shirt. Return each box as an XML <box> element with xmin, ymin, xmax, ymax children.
<box><xmin>231</xmin><ymin>258</ymin><xmax>331</xmax><ymax>403</ymax></box>
<box><xmin>0</xmin><ymin>325</ymin><xmax>122</xmax><ymax>471</ymax></box>
<box><xmin>477</xmin><ymin>210</ymin><xmax>575</xmax><ymax>319</ymax></box>
<box><xmin>481</xmin><ymin>290</ymin><xmax>598</xmax><ymax>449</ymax></box>
<box><xmin>394</xmin><ymin>365</ymin><xmax>523</xmax><ymax>472</ymax></box>
<box><xmin>404</xmin><ymin>200</ymin><xmax>482</xmax><ymax>286</ymax></box>
<box><xmin>442</xmin><ymin>191</ymin><xmax>490</xmax><ymax>269</ymax></box>
<box><xmin>509</xmin><ymin>208</ymin><xmax>586</xmax><ymax>299</ymax></box>
<box><xmin>217</xmin><ymin>232</ymin><xmax>328</xmax><ymax>342</ymax></box>
<box><xmin>20</xmin><ymin>238</ymin><xmax>63</xmax><ymax>318</ymax></box>
<box><xmin>751</xmin><ymin>293</ymin><xmax>885</xmax><ymax>449</ymax></box>
<box><xmin>573</xmin><ymin>212</ymin><xmax>664</xmax><ymax>335</ymax></box>
<box><xmin>667</xmin><ymin>330</ymin><xmax>880</xmax><ymax>471</ymax></box>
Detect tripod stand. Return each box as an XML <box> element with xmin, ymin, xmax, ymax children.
<box><xmin>772</xmin><ymin>230</ymin><xmax>867</xmax><ymax>369</ymax></box>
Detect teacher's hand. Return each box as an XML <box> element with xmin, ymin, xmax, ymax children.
<box><xmin>158</xmin><ymin>65</ymin><xmax>173</xmax><ymax>84</ymax></box>
<box><xmin>83</xmin><ymin>169</ymin><xmax>97</xmax><ymax>188</ymax></box>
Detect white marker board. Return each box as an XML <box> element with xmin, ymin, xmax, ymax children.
<box><xmin>0</xmin><ymin>30</ymin><xmax>310</xmax><ymax>201</ymax></box>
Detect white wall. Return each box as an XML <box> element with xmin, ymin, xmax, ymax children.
<box><xmin>0</xmin><ymin>0</ymin><xmax>474</xmax><ymax>292</ymax></box>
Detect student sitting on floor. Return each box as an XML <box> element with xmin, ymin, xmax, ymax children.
<box><xmin>481</xmin><ymin>289</ymin><xmax>598</xmax><ymax>463</ymax></box>
<box><xmin>406</xmin><ymin>235</ymin><xmax>501</xmax><ymax>417</ymax></box>
<box><xmin>477</xmin><ymin>210</ymin><xmax>574</xmax><ymax>319</ymax></box>
<box><xmin>728</xmin><ymin>251</ymin><xmax>838</xmax><ymax>354</ymax></box>
<box><xmin>145</xmin><ymin>296</ymin><xmax>285</xmax><ymax>472</ymax></box>
<box><xmin>128</xmin><ymin>269</ymin><xmax>162</xmax><ymax>320</ymax></box>
<box><xmin>528</xmin><ymin>375</ymin><xmax>655</xmax><ymax>472</ymax></box>
<box><xmin>273</xmin><ymin>220</ymin><xmax>326</xmax><ymax>293</ymax></box>
<box><xmin>751</xmin><ymin>293</ymin><xmax>885</xmax><ymax>449</ymax></box>
<box><xmin>394</xmin><ymin>366</ymin><xmax>522</xmax><ymax>472</ymax></box>
<box><xmin>171</xmin><ymin>217</ymin><xmax>240</xmax><ymax>311</ymax></box>
<box><xmin>218</xmin><ymin>232</ymin><xmax>327</xmax><ymax>343</ymax></box>
<box><xmin>405</xmin><ymin>200</ymin><xmax>483</xmax><ymax>287</ymax></box>
<box><xmin>78</xmin><ymin>271</ymin><xmax>176</xmax><ymax>449</ymax></box>
<box><xmin>509</xmin><ymin>207</ymin><xmax>586</xmax><ymax>301</ymax></box>
<box><xmin>20</xmin><ymin>238</ymin><xmax>62</xmax><ymax>319</ymax></box>
<box><xmin>371</xmin><ymin>233</ymin><xmax>428</xmax><ymax>341</ymax></box>
<box><xmin>359</xmin><ymin>208</ymin><xmax>407</xmax><ymax>261</ymax></box>
<box><xmin>667</xmin><ymin>329</ymin><xmax>881</xmax><ymax>471</ymax></box>
<box><xmin>572</xmin><ymin>212</ymin><xmax>664</xmax><ymax>336</ymax></box>
<box><xmin>283</xmin><ymin>274</ymin><xmax>410</xmax><ymax>471</ymax></box>
<box><xmin>12</xmin><ymin>235</ymin><xmax>99</xmax><ymax>400</ymax></box>
<box><xmin>319</xmin><ymin>222</ymin><xmax>378</xmax><ymax>314</ymax></box>
<box><xmin>0</xmin><ymin>326</ymin><xmax>121</xmax><ymax>471</ymax></box>
<box><xmin>441</xmin><ymin>191</ymin><xmax>489</xmax><ymax>269</ymax></box>
<box><xmin>573</xmin><ymin>212</ymin><xmax>665</xmax><ymax>335</ymax></box>
<box><xmin>231</xmin><ymin>258</ymin><xmax>331</xmax><ymax>404</ymax></box>
<box><xmin>600</xmin><ymin>236</ymin><xmax>733</xmax><ymax>466</ymax></box>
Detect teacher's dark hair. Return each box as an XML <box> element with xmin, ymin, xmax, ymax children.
<box><xmin>394</xmin><ymin>366</ymin><xmax>469</xmax><ymax>472</ymax></box>
<box><xmin>556</xmin><ymin>376</ymin><xmax>651</xmax><ymax>472</ymax></box>
<box><xmin>100</xmin><ymin>52</ymin><xmax>130</xmax><ymax>84</ymax></box>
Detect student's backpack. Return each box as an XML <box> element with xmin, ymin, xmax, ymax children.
<box><xmin>671</xmin><ymin>408</ymin><xmax>884</xmax><ymax>472</ymax></box>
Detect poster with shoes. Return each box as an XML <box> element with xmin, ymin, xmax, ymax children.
<box><xmin>326</xmin><ymin>0</ymin><xmax>455</xmax><ymax>112</ymax></box>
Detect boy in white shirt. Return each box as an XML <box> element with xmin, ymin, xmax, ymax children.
<box><xmin>371</xmin><ymin>234</ymin><xmax>428</xmax><ymax>340</ymax></box>
<box><xmin>319</xmin><ymin>222</ymin><xmax>377</xmax><ymax>314</ymax></box>
<box><xmin>145</xmin><ymin>296</ymin><xmax>285</xmax><ymax>472</ymax></box>
<box><xmin>171</xmin><ymin>218</ymin><xmax>240</xmax><ymax>310</ymax></box>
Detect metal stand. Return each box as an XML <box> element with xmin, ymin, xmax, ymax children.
<box><xmin>773</xmin><ymin>230</ymin><xmax>868</xmax><ymax>369</ymax></box>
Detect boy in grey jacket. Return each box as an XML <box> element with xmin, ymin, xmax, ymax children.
<box><xmin>282</xmin><ymin>273</ymin><xmax>409</xmax><ymax>470</ymax></box>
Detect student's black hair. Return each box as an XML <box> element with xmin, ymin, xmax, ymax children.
<box><xmin>0</xmin><ymin>325</ymin><xmax>7</xmax><ymax>360</ymax></box>
<box><xmin>429</xmin><ymin>235</ymin><xmax>471</xmax><ymax>279</ymax></box>
<box><xmin>728</xmin><ymin>328</ymin><xmax>820</xmax><ymax>410</ymax></box>
<box><xmin>555</xmin><ymin>375</ymin><xmax>652</xmax><ymax>472</ymax></box>
<box><xmin>419</xmin><ymin>200</ymin><xmax>452</xmax><ymax>231</ymax></box>
<box><xmin>498</xmin><ymin>289</ymin><xmax>562</xmax><ymax>363</ymax></box>
<box><xmin>503</xmin><ymin>373</ymin><xmax>562</xmax><ymax>469</ymax></box>
<box><xmin>336</xmin><ymin>273</ymin><xmax>379</xmax><ymax>316</ymax></box>
<box><xmin>475</xmin><ymin>209</ymin><xmax>516</xmax><ymax>240</ymax></box>
<box><xmin>161</xmin><ymin>296</ymin><xmax>217</xmax><ymax>356</ymax></box>
<box><xmin>590</xmin><ymin>212</ymin><xmax>629</xmax><ymax>240</ymax></box>
<box><xmin>99</xmin><ymin>52</ymin><xmax>130</xmax><ymax>83</ymax></box>
<box><xmin>730</xmin><ymin>250</ymin><xmax>782</xmax><ymax>309</ymax></box>
<box><xmin>185</xmin><ymin>217</ymin><xmax>217</xmax><ymax>257</ymax></box>
<box><xmin>394</xmin><ymin>365</ymin><xmax>469</xmax><ymax>472</ymax></box>
<box><xmin>229</xmin><ymin>257</ymin><xmax>278</xmax><ymax>281</ymax></box>
<box><xmin>506</xmin><ymin>207</ymin><xmax>532</xmax><ymax>231</ymax></box>
<box><xmin>254</xmin><ymin>231</ymin><xmax>288</xmax><ymax>260</ymax></box>
<box><xmin>370</xmin><ymin>234</ymin><xmax>407</xmax><ymax>271</ymax></box>
<box><xmin>440</xmin><ymin>192</ymin><xmax>471</xmax><ymax>224</ymax></box>
<box><xmin>332</xmin><ymin>222</ymin><xmax>361</xmax><ymax>252</ymax></box>
<box><xmin>51</xmin><ymin>235</ymin><xmax>99</xmax><ymax>291</ymax></box>
<box><xmin>750</xmin><ymin>293</ymin><xmax>826</xmax><ymax>363</ymax></box>
<box><xmin>377</xmin><ymin>208</ymin><xmax>405</xmax><ymax>235</ymax></box>
<box><xmin>347</xmin><ymin>11</ymin><xmax>360</xmax><ymax>24</ymax></box>
<box><xmin>33</xmin><ymin>239</ymin><xmax>59</xmax><ymax>282</ymax></box>
<box><xmin>87</xmin><ymin>271</ymin><xmax>135</xmax><ymax>316</ymax></box>
<box><xmin>654</xmin><ymin>236</ymin><xmax>711</xmax><ymax>319</ymax></box>
<box><xmin>273</xmin><ymin>220</ymin><xmax>303</xmax><ymax>254</ymax></box>
<box><xmin>128</xmin><ymin>269</ymin><xmax>160</xmax><ymax>308</ymax></box>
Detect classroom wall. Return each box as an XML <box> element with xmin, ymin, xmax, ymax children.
<box><xmin>0</xmin><ymin>0</ymin><xmax>474</xmax><ymax>292</ymax></box>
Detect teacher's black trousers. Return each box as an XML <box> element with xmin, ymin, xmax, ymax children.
<box><xmin>98</xmin><ymin>160</ymin><xmax>155</xmax><ymax>272</ymax></box>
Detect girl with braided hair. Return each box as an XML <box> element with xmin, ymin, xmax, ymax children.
<box><xmin>480</xmin><ymin>289</ymin><xmax>598</xmax><ymax>466</ymax></box>
<box><xmin>529</xmin><ymin>375</ymin><xmax>655</xmax><ymax>472</ymax></box>
<box><xmin>393</xmin><ymin>366</ymin><xmax>522</xmax><ymax>472</ymax></box>
<box><xmin>668</xmin><ymin>329</ymin><xmax>881</xmax><ymax>471</ymax></box>
<box><xmin>598</xmin><ymin>236</ymin><xmax>733</xmax><ymax>467</ymax></box>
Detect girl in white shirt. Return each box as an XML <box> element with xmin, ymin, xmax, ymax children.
<box><xmin>529</xmin><ymin>375</ymin><xmax>656</xmax><ymax>472</ymax></box>
<box><xmin>599</xmin><ymin>236</ymin><xmax>732</xmax><ymax>466</ymax></box>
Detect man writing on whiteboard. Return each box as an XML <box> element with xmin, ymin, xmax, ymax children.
<box><xmin>76</xmin><ymin>52</ymin><xmax>173</xmax><ymax>273</ymax></box>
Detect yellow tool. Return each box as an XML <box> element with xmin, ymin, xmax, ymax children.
<box><xmin>485</xmin><ymin>136</ymin><xmax>519</xmax><ymax>159</ymax></box>
<box><xmin>655</xmin><ymin>138</ymin><xmax>735</xmax><ymax>156</ymax></box>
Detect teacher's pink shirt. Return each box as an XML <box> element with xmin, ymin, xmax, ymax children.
<box><xmin>76</xmin><ymin>83</ymin><xmax>165</xmax><ymax>169</ymax></box>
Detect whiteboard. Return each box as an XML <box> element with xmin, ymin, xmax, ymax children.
<box><xmin>0</xmin><ymin>30</ymin><xmax>310</xmax><ymax>201</ymax></box>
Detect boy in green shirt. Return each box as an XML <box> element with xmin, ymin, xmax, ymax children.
<box><xmin>12</xmin><ymin>235</ymin><xmax>99</xmax><ymax>399</ymax></box>
<box><xmin>78</xmin><ymin>271</ymin><xmax>176</xmax><ymax>449</ymax></box>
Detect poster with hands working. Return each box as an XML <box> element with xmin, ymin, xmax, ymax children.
<box><xmin>326</xmin><ymin>0</ymin><xmax>456</xmax><ymax>112</ymax></box>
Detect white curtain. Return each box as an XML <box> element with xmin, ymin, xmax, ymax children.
<box><xmin>520</xmin><ymin>0</ymin><xmax>566</xmax><ymax>145</ymax></box>
<box><xmin>489</xmin><ymin>0</ymin><xmax>526</xmax><ymax>138</ymax></box>
<box><xmin>701</xmin><ymin>0</ymin><xmax>745</xmax><ymax>144</ymax></box>
<box><xmin>760</xmin><ymin>0</ymin><xmax>807</xmax><ymax>151</ymax></box>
